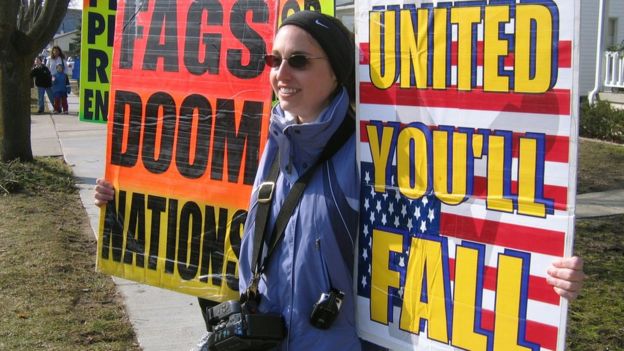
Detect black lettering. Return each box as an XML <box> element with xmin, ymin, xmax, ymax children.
<box><xmin>184</xmin><ymin>0</ymin><xmax>223</xmax><ymax>75</ymax></box>
<box><xmin>304</xmin><ymin>0</ymin><xmax>322</xmax><ymax>11</ymax></box>
<box><xmin>124</xmin><ymin>192</ymin><xmax>146</xmax><ymax>267</ymax></box>
<box><xmin>88</xmin><ymin>12</ymin><xmax>106</xmax><ymax>44</ymax></box>
<box><xmin>165</xmin><ymin>198</ymin><xmax>178</xmax><ymax>273</ymax></box>
<box><xmin>225</xmin><ymin>209</ymin><xmax>246</xmax><ymax>291</ymax></box>
<box><xmin>176</xmin><ymin>94</ymin><xmax>212</xmax><ymax>178</ymax></box>
<box><xmin>227</xmin><ymin>0</ymin><xmax>268</xmax><ymax>79</ymax></box>
<box><xmin>107</xmin><ymin>14</ymin><xmax>116</xmax><ymax>46</ymax></box>
<box><xmin>83</xmin><ymin>90</ymin><xmax>94</xmax><ymax>120</ymax></box>
<box><xmin>95</xmin><ymin>90</ymin><xmax>109</xmax><ymax>122</ymax></box>
<box><xmin>84</xmin><ymin>89</ymin><xmax>108</xmax><ymax>122</ymax></box>
<box><xmin>111</xmin><ymin>90</ymin><xmax>142</xmax><ymax>167</ymax></box>
<box><xmin>200</xmin><ymin>206</ymin><xmax>228</xmax><ymax>285</ymax></box>
<box><xmin>142</xmin><ymin>92</ymin><xmax>176</xmax><ymax>174</ymax></box>
<box><xmin>280</xmin><ymin>0</ymin><xmax>300</xmax><ymax>22</ymax></box>
<box><xmin>101</xmin><ymin>190</ymin><xmax>127</xmax><ymax>261</ymax></box>
<box><xmin>147</xmin><ymin>195</ymin><xmax>167</xmax><ymax>270</ymax></box>
<box><xmin>87</xmin><ymin>48</ymin><xmax>109</xmax><ymax>82</ymax></box>
<box><xmin>211</xmin><ymin>99</ymin><xmax>262</xmax><ymax>185</ymax></box>
<box><xmin>177</xmin><ymin>201</ymin><xmax>203</xmax><ymax>281</ymax></box>
<box><xmin>143</xmin><ymin>0</ymin><xmax>179</xmax><ymax>71</ymax></box>
<box><xmin>281</xmin><ymin>0</ymin><xmax>322</xmax><ymax>22</ymax></box>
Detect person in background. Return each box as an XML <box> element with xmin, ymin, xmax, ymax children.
<box><xmin>51</xmin><ymin>64</ymin><xmax>70</xmax><ymax>114</ymax></box>
<box><xmin>46</xmin><ymin>46</ymin><xmax>66</xmax><ymax>107</ymax></box>
<box><xmin>95</xmin><ymin>11</ymin><xmax>586</xmax><ymax>351</ymax></box>
<box><xmin>71</xmin><ymin>55</ymin><xmax>80</xmax><ymax>90</ymax></box>
<box><xmin>30</xmin><ymin>56</ymin><xmax>52</xmax><ymax>114</ymax></box>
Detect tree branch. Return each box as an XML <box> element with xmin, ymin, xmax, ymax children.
<box><xmin>23</xmin><ymin>0</ymin><xmax>70</xmax><ymax>55</ymax></box>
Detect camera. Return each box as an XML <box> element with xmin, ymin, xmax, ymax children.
<box><xmin>310</xmin><ymin>289</ymin><xmax>344</xmax><ymax>329</ymax></box>
<box><xmin>205</xmin><ymin>300</ymin><xmax>285</xmax><ymax>351</ymax></box>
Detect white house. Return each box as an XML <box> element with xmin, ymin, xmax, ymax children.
<box><xmin>51</xmin><ymin>29</ymin><xmax>80</xmax><ymax>55</ymax></box>
<box><xmin>581</xmin><ymin>0</ymin><xmax>624</xmax><ymax>101</ymax></box>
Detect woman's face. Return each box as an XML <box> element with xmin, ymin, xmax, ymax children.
<box><xmin>52</xmin><ymin>48</ymin><xmax>59</xmax><ymax>57</ymax></box>
<box><xmin>270</xmin><ymin>25</ymin><xmax>337</xmax><ymax>123</ymax></box>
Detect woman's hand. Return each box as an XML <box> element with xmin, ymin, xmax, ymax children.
<box><xmin>546</xmin><ymin>256</ymin><xmax>586</xmax><ymax>300</ymax></box>
<box><xmin>94</xmin><ymin>178</ymin><xmax>115</xmax><ymax>207</ymax></box>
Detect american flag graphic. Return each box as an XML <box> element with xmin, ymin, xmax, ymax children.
<box><xmin>355</xmin><ymin>1</ymin><xmax>577</xmax><ymax>350</ymax></box>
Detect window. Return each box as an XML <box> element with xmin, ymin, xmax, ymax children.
<box><xmin>607</xmin><ymin>17</ymin><xmax>618</xmax><ymax>48</ymax></box>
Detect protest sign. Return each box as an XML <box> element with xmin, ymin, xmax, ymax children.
<box><xmin>79</xmin><ymin>0</ymin><xmax>116</xmax><ymax>123</ymax></box>
<box><xmin>355</xmin><ymin>1</ymin><xmax>579</xmax><ymax>350</ymax></box>
<box><xmin>277</xmin><ymin>0</ymin><xmax>335</xmax><ymax>24</ymax></box>
<box><xmin>97</xmin><ymin>0</ymin><xmax>277</xmax><ymax>302</ymax></box>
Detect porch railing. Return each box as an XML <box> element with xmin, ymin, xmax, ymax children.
<box><xmin>604</xmin><ymin>51</ymin><xmax>624</xmax><ymax>88</ymax></box>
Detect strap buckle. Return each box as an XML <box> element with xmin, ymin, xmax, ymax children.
<box><xmin>257</xmin><ymin>181</ymin><xmax>275</xmax><ymax>204</ymax></box>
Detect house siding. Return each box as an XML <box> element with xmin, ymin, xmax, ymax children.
<box><xmin>579</xmin><ymin>0</ymin><xmax>624</xmax><ymax>96</ymax></box>
<box><xmin>580</xmin><ymin>0</ymin><xmax>601</xmax><ymax>97</ymax></box>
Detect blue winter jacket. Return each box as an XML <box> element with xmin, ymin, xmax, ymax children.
<box><xmin>239</xmin><ymin>88</ymin><xmax>361</xmax><ymax>350</ymax></box>
<box><xmin>52</xmin><ymin>72</ymin><xmax>68</xmax><ymax>96</ymax></box>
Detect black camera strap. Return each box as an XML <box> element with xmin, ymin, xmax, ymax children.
<box><xmin>246</xmin><ymin>109</ymin><xmax>355</xmax><ymax>302</ymax></box>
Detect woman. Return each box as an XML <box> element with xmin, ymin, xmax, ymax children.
<box><xmin>45</xmin><ymin>46</ymin><xmax>66</xmax><ymax>108</ymax></box>
<box><xmin>95</xmin><ymin>11</ymin><xmax>585</xmax><ymax>350</ymax></box>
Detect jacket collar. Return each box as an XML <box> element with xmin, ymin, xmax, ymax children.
<box><xmin>269</xmin><ymin>87</ymin><xmax>349</xmax><ymax>181</ymax></box>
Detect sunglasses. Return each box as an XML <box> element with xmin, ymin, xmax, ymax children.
<box><xmin>264</xmin><ymin>54</ymin><xmax>326</xmax><ymax>70</ymax></box>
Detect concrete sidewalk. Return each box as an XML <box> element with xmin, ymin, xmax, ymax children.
<box><xmin>30</xmin><ymin>91</ymin><xmax>624</xmax><ymax>351</ymax></box>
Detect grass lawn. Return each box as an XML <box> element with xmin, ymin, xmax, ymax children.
<box><xmin>567</xmin><ymin>138</ymin><xmax>624</xmax><ymax>350</ymax></box>
<box><xmin>0</xmin><ymin>158</ymin><xmax>139</xmax><ymax>350</ymax></box>
<box><xmin>0</xmin><ymin>138</ymin><xmax>621</xmax><ymax>350</ymax></box>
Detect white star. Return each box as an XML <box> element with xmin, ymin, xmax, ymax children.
<box><xmin>394</xmin><ymin>189</ymin><xmax>401</xmax><ymax>202</ymax></box>
<box><xmin>382</xmin><ymin>192</ymin><xmax>389</xmax><ymax>201</ymax></box>
<box><xmin>369</xmin><ymin>211</ymin><xmax>375</xmax><ymax>223</ymax></box>
<box><xmin>363</xmin><ymin>224</ymin><xmax>369</xmax><ymax>236</ymax></box>
<box><xmin>368</xmin><ymin>236</ymin><xmax>372</xmax><ymax>248</ymax></box>
<box><xmin>422</xmin><ymin>196</ymin><xmax>429</xmax><ymax>206</ymax></box>
<box><xmin>364</xmin><ymin>198</ymin><xmax>370</xmax><ymax>211</ymax></box>
<box><xmin>381</xmin><ymin>214</ymin><xmax>387</xmax><ymax>225</ymax></box>
<box><xmin>428</xmin><ymin>208</ymin><xmax>436</xmax><ymax>222</ymax></box>
<box><xmin>376</xmin><ymin>200</ymin><xmax>382</xmax><ymax>213</ymax></box>
<box><xmin>362</xmin><ymin>248</ymin><xmax>368</xmax><ymax>261</ymax></box>
<box><xmin>420</xmin><ymin>220</ymin><xmax>427</xmax><ymax>233</ymax></box>
<box><xmin>415</xmin><ymin>205</ymin><xmax>421</xmax><ymax>220</ymax></box>
<box><xmin>407</xmin><ymin>218</ymin><xmax>413</xmax><ymax>231</ymax></box>
<box><xmin>370</xmin><ymin>185</ymin><xmax>375</xmax><ymax>197</ymax></box>
<box><xmin>361</xmin><ymin>275</ymin><xmax>367</xmax><ymax>288</ymax></box>
<box><xmin>365</xmin><ymin>171</ymin><xmax>371</xmax><ymax>183</ymax></box>
<box><xmin>401</xmin><ymin>204</ymin><xmax>407</xmax><ymax>217</ymax></box>
<box><xmin>394</xmin><ymin>216</ymin><xmax>400</xmax><ymax>227</ymax></box>
<box><xmin>399</xmin><ymin>256</ymin><xmax>405</xmax><ymax>267</ymax></box>
<box><xmin>368</xmin><ymin>264</ymin><xmax>371</xmax><ymax>275</ymax></box>
<box><xmin>388</xmin><ymin>202</ymin><xmax>394</xmax><ymax>215</ymax></box>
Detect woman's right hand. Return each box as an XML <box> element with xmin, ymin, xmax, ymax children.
<box><xmin>94</xmin><ymin>178</ymin><xmax>115</xmax><ymax>207</ymax></box>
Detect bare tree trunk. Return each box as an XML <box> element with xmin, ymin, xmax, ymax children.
<box><xmin>0</xmin><ymin>55</ymin><xmax>33</xmax><ymax>161</ymax></box>
<box><xmin>0</xmin><ymin>0</ymin><xmax>70</xmax><ymax>162</ymax></box>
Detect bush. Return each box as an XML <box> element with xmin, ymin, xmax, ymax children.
<box><xmin>580</xmin><ymin>99</ymin><xmax>624</xmax><ymax>143</ymax></box>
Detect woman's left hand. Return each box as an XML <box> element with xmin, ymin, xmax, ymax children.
<box><xmin>546</xmin><ymin>256</ymin><xmax>586</xmax><ymax>300</ymax></box>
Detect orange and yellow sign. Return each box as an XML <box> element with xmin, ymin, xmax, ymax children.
<box><xmin>97</xmin><ymin>0</ymin><xmax>277</xmax><ymax>301</ymax></box>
